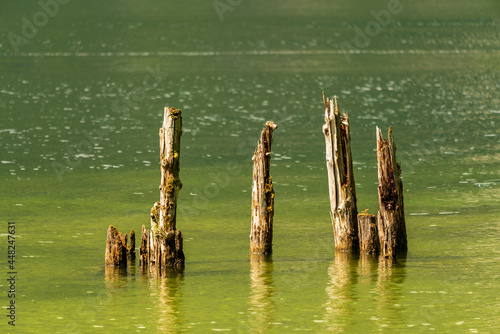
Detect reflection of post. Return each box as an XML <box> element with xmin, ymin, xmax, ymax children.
<box><xmin>358</xmin><ymin>252</ymin><xmax>378</xmax><ymax>281</ymax></box>
<box><xmin>146</xmin><ymin>272</ymin><xmax>184</xmax><ymax>333</ymax></box>
<box><xmin>248</xmin><ymin>254</ymin><xmax>274</xmax><ymax>333</ymax></box>
<box><xmin>324</xmin><ymin>252</ymin><xmax>357</xmax><ymax>332</ymax></box>
<box><xmin>376</xmin><ymin>254</ymin><xmax>406</xmax><ymax>327</ymax></box>
<box><xmin>104</xmin><ymin>266</ymin><xmax>127</xmax><ymax>282</ymax></box>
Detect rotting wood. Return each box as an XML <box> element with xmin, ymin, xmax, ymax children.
<box><xmin>140</xmin><ymin>107</ymin><xmax>185</xmax><ymax>272</ymax></box>
<box><xmin>322</xmin><ymin>93</ymin><xmax>359</xmax><ymax>251</ymax></box>
<box><xmin>357</xmin><ymin>212</ymin><xmax>379</xmax><ymax>254</ymax></box>
<box><xmin>250</xmin><ymin>121</ymin><xmax>277</xmax><ymax>255</ymax></box>
<box><xmin>139</xmin><ymin>224</ymin><xmax>149</xmax><ymax>266</ymax></box>
<box><xmin>105</xmin><ymin>225</ymin><xmax>134</xmax><ymax>267</ymax></box>
<box><xmin>376</xmin><ymin>126</ymin><xmax>408</xmax><ymax>259</ymax></box>
<box><xmin>128</xmin><ymin>229</ymin><xmax>136</xmax><ymax>261</ymax></box>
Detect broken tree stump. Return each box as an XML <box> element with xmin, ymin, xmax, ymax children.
<box><xmin>140</xmin><ymin>107</ymin><xmax>185</xmax><ymax>271</ymax></box>
<box><xmin>357</xmin><ymin>212</ymin><xmax>379</xmax><ymax>254</ymax></box>
<box><xmin>322</xmin><ymin>93</ymin><xmax>359</xmax><ymax>251</ymax></box>
<box><xmin>105</xmin><ymin>225</ymin><xmax>135</xmax><ymax>267</ymax></box>
<box><xmin>250</xmin><ymin>121</ymin><xmax>277</xmax><ymax>255</ymax></box>
<box><xmin>128</xmin><ymin>229</ymin><xmax>136</xmax><ymax>261</ymax></box>
<box><xmin>376</xmin><ymin>126</ymin><xmax>408</xmax><ymax>259</ymax></box>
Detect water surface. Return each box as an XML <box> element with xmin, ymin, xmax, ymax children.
<box><xmin>1</xmin><ymin>0</ymin><xmax>499</xmax><ymax>332</ymax></box>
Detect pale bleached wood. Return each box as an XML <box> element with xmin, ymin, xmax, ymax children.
<box><xmin>322</xmin><ymin>93</ymin><xmax>359</xmax><ymax>251</ymax></box>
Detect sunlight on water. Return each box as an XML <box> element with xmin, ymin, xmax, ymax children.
<box><xmin>0</xmin><ymin>0</ymin><xmax>499</xmax><ymax>332</ymax></box>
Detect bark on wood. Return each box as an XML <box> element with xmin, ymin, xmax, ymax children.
<box><xmin>140</xmin><ymin>107</ymin><xmax>185</xmax><ymax>271</ymax></box>
<box><xmin>250</xmin><ymin>121</ymin><xmax>277</xmax><ymax>255</ymax></box>
<box><xmin>322</xmin><ymin>93</ymin><xmax>359</xmax><ymax>251</ymax></box>
<box><xmin>127</xmin><ymin>229</ymin><xmax>136</xmax><ymax>261</ymax></box>
<box><xmin>376</xmin><ymin>126</ymin><xmax>408</xmax><ymax>259</ymax></box>
<box><xmin>357</xmin><ymin>213</ymin><xmax>379</xmax><ymax>254</ymax></box>
<box><xmin>105</xmin><ymin>225</ymin><xmax>134</xmax><ymax>267</ymax></box>
<box><xmin>139</xmin><ymin>224</ymin><xmax>149</xmax><ymax>266</ymax></box>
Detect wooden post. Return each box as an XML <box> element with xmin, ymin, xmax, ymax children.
<box><xmin>376</xmin><ymin>126</ymin><xmax>408</xmax><ymax>259</ymax></box>
<box><xmin>139</xmin><ymin>224</ymin><xmax>149</xmax><ymax>267</ymax></box>
<box><xmin>322</xmin><ymin>93</ymin><xmax>359</xmax><ymax>251</ymax></box>
<box><xmin>105</xmin><ymin>225</ymin><xmax>134</xmax><ymax>267</ymax></box>
<box><xmin>140</xmin><ymin>107</ymin><xmax>185</xmax><ymax>271</ymax></box>
<box><xmin>128</xmin><ymin>229</ymin><xmax>136</xmax><ymax>261</ymax></box>
<box><xmin>357</xmin><ymin>213</ymin><xmax>379</xmax><ymax>254</ymax></box>
<box><xmin>250</xmin><ymin>121</ymin><xmax>277</xmax><ymax>255</ymax></box>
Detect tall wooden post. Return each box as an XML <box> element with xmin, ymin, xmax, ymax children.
<box><xmin>322</xmin><ymin>93</ymin><xmax>359</xmax><ymax>251</ymax></box>
<box><xmin>376</xmin><ymin>126</ymin><xmax>407</xmax><ymax>259</ymax></box>
<box><xmin>250</xmin><ymin>121</ymin><xmax>277</xmax><ymax>255</ymax></box>
<box><xmin>140</xmin><ymin>107</ymin><xmax>185</xmax><ymax>272</ymax></box>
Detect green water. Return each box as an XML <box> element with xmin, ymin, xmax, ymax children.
<box><xmin>1</xmin><ymin>0</ymin><xmax>499</xmax><ymax>332</ymax></box>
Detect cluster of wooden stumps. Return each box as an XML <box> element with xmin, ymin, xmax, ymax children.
<box><xmin>323</xmin><ymin>93</ymin><xmax>407</xmax><ymax>260</ymax></box>
<box><xmin>105</xmin><ymin>107</ymin><xmax>185</xmax><ymax>275</ymax></box>
<box><xmin>105</xmin><ymin>93</ymin><xmax>408</xmax><ymax>274</ymax></box>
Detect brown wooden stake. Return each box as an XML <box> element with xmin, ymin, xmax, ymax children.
<box><xmin>357</xmin><ymin>213</ymin><xmax>379</xmax><ymax>254</ymax></box>
<box><xmin>250</xmin><ymin>121</ymin><xmax>277</xmax><ymax>255</ymax></box>
<box><xmin>376</xmin><ymin>126</ymin><xmax>408</xmax><ymax>259</ymax></box>
<box><xmin>140</xmin><ymin>107</ymin><xmax>185</xmax><ymax>272</ymax></box>
<box><xmin>105</xmin><ymin>225</ymin><xmax>134</xmax><ymax>267</ymax></box>
<box><xmin>139</xmin><ymin>224</ymin><xmax>149</xmax><ymax>267</ymax></box>
<box><xmin>322</xmin><ymin>93</ymin><xmax>359</xmax><ymax>251</ymax></box>
<box><xmin>128</xmin><ymin>229</ymin><xmax>136</xmax><ymax>261</ymax></box>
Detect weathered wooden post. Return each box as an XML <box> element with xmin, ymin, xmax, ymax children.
<box><xmin>376</xmin><ymin>126</ymin><xmax>408</xmax><ymax>259</ymax></box>
<box><xmin>357</xmin><ymin>212</ymin><xmax>379</xmax><ymax>254</ymax></box>
<box><xmin>105</xmin><ymin>225</ymin><xmax>135</xmax><ymax>267</ymax></box>
<box><xmin>250</xmin><ymin>121</ymin><xmax>277</xmax><ymax>255</ymax></box>
<box><xmin>140</xmin><ymin>107</ymin><xmax>185</xmax><ymax>272</ymax></box>
<box><xmin>322</xmin><ymin>93</ymin><xmax>359</xmax><ymax>251</ymax></box>
<box><xmin>128</xmin><ymin>229</ymin><xmax>136</xmax><ymax>261</ymax></box>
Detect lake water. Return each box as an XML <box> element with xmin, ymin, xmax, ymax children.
<box><xmin>1</xmin><ymin>0</ymin><xmax>499</xmax><ymax>333</ymax></box>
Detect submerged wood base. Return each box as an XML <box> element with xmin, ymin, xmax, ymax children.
<box><xmin>140</xmin><ymin>224</ymin><xmax>185</xmax><ymax>270</ymax></box>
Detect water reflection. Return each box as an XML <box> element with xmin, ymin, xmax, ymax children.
<box><xmin>104</xmin><ymin>266</ymin><xmax>128</xmax><ymax>282</ymax></box>
<box><xmin>324</xmin><ymin>252</ymin><xmax>358</xmax><ymax>332</ymax></box>
<box><xmin>141</xmin><ymin>264</ymin><xmax>185</xmax><ymax>279</ymax></box>
<box><xmin>376</xmin><ymin>255</ymin><xmax>406</xmax><ymax>328</ymax></box>
<box><xmin>104</xmin><ymin>261</ymin><xmax>138</xmax><ymax>282</ymax></box>
<box><xmin>324</xmin><ymin>252</ymin><xmax>407</xmax><ymax>331</ymax></box>
<box><xmin>142</xmin><ymin>269</ymin><xmax>184</xmax><ymax>333</ymax></box>
<box><xmin>247</xmin><ymin>254</ymin><xmax>274</xmax><ymax>334</ymax></box>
